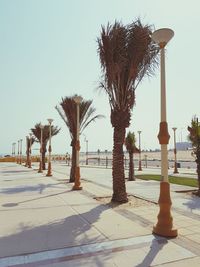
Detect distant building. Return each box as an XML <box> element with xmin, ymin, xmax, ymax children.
<box><xmin>176</xmin><ymin>142</ymin><xmax>192</xmax><ymax>151</ymax></box>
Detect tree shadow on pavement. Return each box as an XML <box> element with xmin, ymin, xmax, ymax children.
<box><xmin>1</xmin><ymin>189</ymin><xmax>72</xmax><ymax>208</ymax></box>
<box><xmin>183</xmin><ymin>195</ymin><xmax>200</xmax><ymax>211</ymax></box>
<box><xmin>0</xmin><ymin>199</ymin><xmax>110</xmax><ymax>267</ymax></box>
<box><xmin>0</xmin><ymin>182</ymin><xmax>65</xmax><ymax>195</ymax></box>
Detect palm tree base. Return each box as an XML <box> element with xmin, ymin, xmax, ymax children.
<box><xmin>111</xmin><ymin>193</ymin><xmax>128</xmax><ymax>203</ymax></box>
<box><xmin>72</xmin><ymin>167</ymin><xmax>82</xmax><ymax>190</ymax></box>
<box><xmin>72</xmin><ymin>186</ymin><xmax>82</xmax><ymax>190</ymax></box>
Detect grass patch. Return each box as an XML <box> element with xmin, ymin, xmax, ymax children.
<box><xmin>135</xmin><ymin>174</ymin><xmax>198</xmax><ymax>187</ymax></box>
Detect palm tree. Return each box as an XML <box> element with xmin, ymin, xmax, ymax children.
<box><xmin>56</xmin><ymin>95</ymin><xmax>104</xmax><ymax>183</ymax></box>
<box><xmin>188</xmin><ymin>116</ymin><xmax>200</xmax><ymax>195</ymax></box>
<box><xmin>97</xmin><ymin>19</ymin><xmax>159</xmax><ymax>202</ymax></box>
<box><xmin>25</xmin><ymin>136</ymin><xmax>35</xmax><ymax>167</ymax></box>
<box><xmin>31</xmin><ymin>123</ymin><xmax>60</xmax><ymax>170</ymax></box>
<box><xmin>125</xmin><ymin>131</ymin><xmax>139</xmax><ymax>181</ymax></box>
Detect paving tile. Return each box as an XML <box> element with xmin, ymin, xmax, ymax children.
<box><xmin>186</xmin><ymin>234</ymin><xmax>200</xmax><ymax>244</ymax></box>
<box><xmin>155</xmin><ymin>256</ymin><xmax>200</xmax><ymax>267</ymax></box>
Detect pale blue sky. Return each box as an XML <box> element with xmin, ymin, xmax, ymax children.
<box><xmin>1</xmin><ymin>0</ymin><xmax>200</xmax><ymax>155</ymax></box>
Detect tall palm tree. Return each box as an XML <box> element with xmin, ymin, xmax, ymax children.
<box><xmin>97</xmin><ymin>19</ymin><xmax>159</xmax><ymax>202</ymax></box>
<box><xmin>56</xmin><ymin>95</ymin><xmax>104</xmax><ymax>183</ymax></box>
<box><xmin>188</xmin><ymin>116</ymin><xmax>200</xmax><ymax>195</ymax></box>
<box><xmin>31</xmin><ymin>123</ymin><xmax>60</xmax><ymax>170</ymax></box>
<box><xmin>125</xmin><ymin>131</ymin><xmax>139</xmax><ymax>181</ymax></box>
<box><xmin>25</xmin><ymin>136</ymin><xmax>35</xmax><ymax>167</ymax></box>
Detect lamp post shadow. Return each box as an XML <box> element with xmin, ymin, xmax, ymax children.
<box><xmin>136</xmin><ymin>237</ymin><xmax>168</xmax><ymax>267</ymax></box>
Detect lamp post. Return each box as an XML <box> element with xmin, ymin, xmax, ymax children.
<box><xmin>152</xmin><ymin>28</ymin><xmax>177</xmax><ymax>237</ymax></box>
<box><xmin>19</xmin><ymin>139</ymin><xmax>23</xmax><ymax>164</ymax></box>
<box><xmin>12</xmin><ymin>143</ymin><xmax>15</xmax><ymax>158</ymax></box>
<box><xmin>84</xmin><ymin>135</ymin><xmax>88</xmax><ymax>165</ymax></box>
<box><xmin>13</xmin><ymin>142</ymin><xmax>16</xmax><ymax>162</ymax></box>
<box><xmin>12</xmin><ymin>143</ymin><xmax>14</xmax><ymax>157</ymax></box>
<box><xmin>46</xmin><ymin>119</ymin><xmax>53</xmax><ymax>176</ymax></box>
<box><xmin>73</xmin><ymin>95</ymin><xmax>83</xmax><ymax>190</ymax></box>
<box><xmin>28</xmin><ymin>133</ymin><xmax>32</xmax><ymax>168</ymax></box>
<box><xmin>172</xmin><ymin>127</ymin><xmax>179</xmax><ymax>173</ymax></box>
<box><xmin>144</xmin><ymin>154</ymin><xmax>148</xmax><ymax>168</ymax></box>
<box><xmin>138</xmin><ymin>131</ymin><xmax>142</xmax><ymax>171</ymax></box>
<box><xmin>25</xmin><ymin>136</ymin><xmax>29</xmax><ymax>167</ymax></box>
<box><xmin>17</xmin><ymin>140</ymin><xmax>20</xmax><ymax>164</ymax></box>
<box><xmin>38</xmin><ymin>124</ymin><xmax>44</xmax><ymax>173</ymax></box>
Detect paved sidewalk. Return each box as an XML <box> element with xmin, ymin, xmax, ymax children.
<box><xmin>0</xmin><ymin>162</ymin><xmax>200</xmax><ymax>266</ymax></box>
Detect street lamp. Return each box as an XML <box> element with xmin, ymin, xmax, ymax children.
<box><xmin>25</xmin><ymin>136</ymin><xmax>29</xmax><ymax>167</ymax></box>
<box><xmin>28</xmin><ymin>133</ymin><xmax>32</xmax><ymax>168</ymax></box>
<box><xmin>151</xmin><ymin>28</ymin><xmax>177</xmax><ymax>237</ymax></box>
<box><xmin>72</xmin><ymin>95</ymin><xmax>83</xmax><ymax>190</ymax></box>
<box><xmin>17</xmin><ymin>140</ymin><xmax>20</xmax><ymax>164</ymax></box>
<box><xmin>138</xmin><ymin>131</ymin><xmax>142</xmax><ymax>171</ymax></box>
<box><xmin>46</xmin><ymin>119</ymin><xmax>53</xmax><ymax>176</ymax></box>
<box><xmin>144</xmin><ymin>154</ymin><xmax>148</xmax><ymax>168</ymax></box>
<box><xmin>172</xmin><ymin>127</ymin><xmax>179</xmax><ymax>174</ymax></box>
<box><xmin>12</xmin><ymin>143</ymin><xmax>14</xmax><ymax>157</ymax></box>
<box><xmin>19</xmin><ymin>139</ymin><xmax>23</xmax><ymax>164</ymax></box>
<box><xmin>13</xmin><ymin>142</ymin><xmax>16</xmax><ymax>162</ymax></box>
<box><xmin>83</xmin><ymin>135</ymin><xmax>88</xmax><ymax>165</ymax></box>
<box><xmin>38</xmin><ymin>124</ymin><xmax>44</xmax><ymax>173</ymax></box>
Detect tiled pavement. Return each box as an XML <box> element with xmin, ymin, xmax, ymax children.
<box><xmin>0</xmin><ymin>162</ymin><xmax>200</xmax><ymax>266</ymax></box>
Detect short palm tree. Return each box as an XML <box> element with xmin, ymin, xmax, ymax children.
<box><xmin>97</xmin><ymin>19</ymin><xmax>158</xmax><ymax>202</ymax></box>
<box><xmin>31</xmin><ymin>123</ymin><xmax>60</xmax><ymax>170</ymax></box>
<box><xmin>56</xmin><ymin>95</ymin><xmax>104</xmax><ymax>182</ymax></box>
<box><xmin>125</xmin><ymin>131</ymin><xmax>139</xmax><ymax>181</ymax></box>
<box><xmin>188</xmin><ymin>116</ymin><xmax>200</xmax><ymax>195</ymax></box>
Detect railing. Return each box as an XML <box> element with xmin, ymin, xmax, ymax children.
<box><xmin>1</xmin><ymin>154</ymin><xmax>197</xmax><ymax>169</ymax></box>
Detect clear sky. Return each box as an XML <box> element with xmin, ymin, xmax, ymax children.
<box><xmin>0</xmin><ymin>0</ymin><xmax>200</xmax><ymax>155</ymax></box>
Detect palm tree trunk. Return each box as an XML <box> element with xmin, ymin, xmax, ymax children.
<box><xmin>112</xmin><ymin>126</ymin><xmax>128</xmax><ymax>203</ymax></box>
<box><xmin>128</xmin><ymin>152</ymin><xmax>135</xmax><ymax>181</ymax></box>
<box><xmin>26</xmin><ymin>150</ymin><xmax>29</xmax><ymax>167</ymax></box>
<box><xmin>42</xmin><ymin>152</ymin><xmax>46</xmax><ymax>170</ymax></box>
<box><xmin>196</xmin><ymin>149</ymin><xmax>200</xmax><ymax>195</ymax></box>
<box><xmin>69</xmin><ymin>145</ymin><xmax>76</xmax><ymax>183</ymax></box>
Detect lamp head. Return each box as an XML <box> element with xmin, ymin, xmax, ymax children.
<box><xmin>172</xmin><ymin>127</ymin><xmax>177</xmax><ymax>131</ymax></box>
<box><xmin>73</xmin><ymin>95</ymin><xmax>83</xmax><ymax>104</ymax></box>
<box><xmin>40</xmin><ymin>124</ymin><xmax>44</xmax><ymax>129</ymax></box>
<box><xmin>47</xmin><ymin>119</ymin><xmax>53</xmax><ymax>124</ymax></box>
<box><xmin>151</xmin><ymin>28</ymin><xmax>174</xmax><ymax>47</ymax></box>
<box><xmin>138</xmin><ymin>131</ymin><xmax>142</xmax><ymax>134</ymax></box>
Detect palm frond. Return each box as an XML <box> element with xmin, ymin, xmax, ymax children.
<box><xmin>31</xmin><ymin>123</ymin><xmax>60</xmax><ymax>144</ymax></box>
<box><xmin>97</xmin><ymin>19</ymin><xmax>159</xmax><ymax>112</ymax></box>
<box><xmin>56</xmin><ymin>95</ymin><xmax>104</xmax><ymax>140</ymax></box>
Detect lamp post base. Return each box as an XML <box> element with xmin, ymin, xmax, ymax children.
<box><xmin>153</xmin><ymin>181</ymin><xmax>178</xmax><ymax>238</ymax></box>
<box><xmin>72</xmin><ymin>166</ymin><xmax>82</xmax><ymax>190</ymax></box>
<box><xmin>46</xmin><ymin>162</ymin><xmax>52</xmax><ymax>177</ymax></box>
